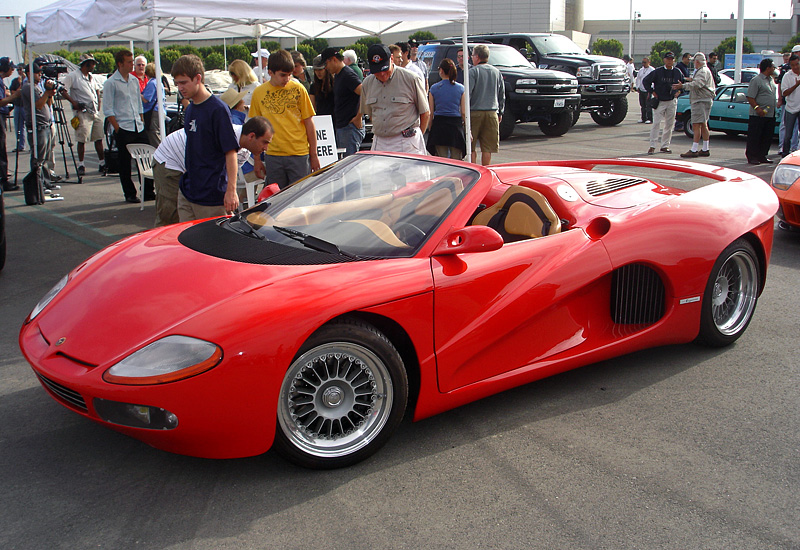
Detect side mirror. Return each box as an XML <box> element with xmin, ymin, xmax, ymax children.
<box><xmin>433</xmin><ymin>226</ymin><xmax>503</xmax><ymax>255</ymax></box>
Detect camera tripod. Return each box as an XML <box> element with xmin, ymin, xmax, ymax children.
<box><xmin>50</xmin><ymin>92</ymin><xmax>82</xmax><ymax>184</ymax></box>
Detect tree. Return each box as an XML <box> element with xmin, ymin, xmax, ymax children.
<box><xmin>160</xmin><ymin>48</ymin><xmax>182</xmax><ymax>72</ymax></box>
<box><xmin>714</xmin><ymin>36</ymin><xmax>754</xmax><ymax>63</ymax></box>
<box><xmin>356</xmin><ymin>36</ymin><xmax>382</xmax><ymax>47</ymax></box>
<box><xmin>650</xmin><ymin>40</ymin><xmax>683</xmax><ymax>62</ymax></box>
<box><xmin>592</xmin><ymin>38</ymin><xmax>623</xmax><ymax>58</ymax></box>
<box><xmin>784</xmin><ymin>33</ymin><xmax>800</xmax><ymax>53</ymax></box>
<box><xmin>92</xmin><ymin>52</ymin><xmax>115</xmax><ymax>74</ymax></box>
<box><xmin>204</xmin><ymin>52</ymin><xmax>225</xmax><ymax>71</ymax></box>
<box><xmin>409</xmin><ymin>31</ymin><xmax>436</xmax><ymax>43</ymax></box>
<box><xmin>296</xmin><ymin>44</ymin><xmax>318</xmax><ymax>64</ymax></box>
<box><xmin>300</xmin><ymin>38</ymin><xmax>329</xmax><ymax>55</ymax></box>
<box><xmin>226</xmin><ymin>44</ymin><xmax>250</xmax><ymax>63</ymax></box>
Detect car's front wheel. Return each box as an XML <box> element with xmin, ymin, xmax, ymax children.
<box><xmin>539</xmin><ymin>111</ymin><xmax>572</xmax><ymax>136</ymax></box>
<box><xmin>274</xmin><ymin>319</ymin><xmax>408</xmax><ymax>469</ymax></box>
<box><xmin>696</xmin><ymin>239</ymin><xmax>761</xmax><ymax>347</ymax></box>
<box><xmin>590</xmin><ymin>97</ymin><xmax>628</xmax><ymax>126</ymax></box>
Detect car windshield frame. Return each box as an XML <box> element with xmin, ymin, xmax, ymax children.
<box><xmin>529</xmin><ymin>35</ymin><xmax>584</xmax><ymax>56</ymax></box>
<box><xmin>238</xmin><ymin>154</ymin><xmax>481</xmax><ymax>259</ymax></box>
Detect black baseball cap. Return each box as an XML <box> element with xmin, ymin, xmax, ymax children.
<box><xmin>320</xmin><ymin>47</ymin><xmax>343</xmax><ymax>63</ymax></box>
<box><xmin>0</xmin><ymin>57</ymin><xmax>14</xmax><ymax>72</ymax></box>
<box><xmin>663</xmin><ymin>51</ymin><xmax>675</xmax><ymax>59</ymax></box>
<box><xmin>367</xmin><ymin>44</ymin><xmax>391</xmax><ymax>74</ymax></box>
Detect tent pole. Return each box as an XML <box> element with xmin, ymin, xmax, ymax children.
<box><xmin>29</xmin><ymin>59</ymin><xmax>37</xmax><ymax>178</ymax></box>
<box><xmin>462</xmin><ymin>20</ymin><xmax>471</xmax><ymax>157</ymax></box>
<box><xmin>224</xmin><ymin>38</ymin><xmax>227</xmax><ymax>69</ymax></box>
<box><xmin>152</xmin><ymin>17</ymin><xmax>166</xmax><ymax>140</ymax></box>
<box><xmin>257</xmin><ymin>32</ymin><xmax>263</xmax><ymax>83</ymax></box>
<box><xmin>129</xmin><ymin>40</ymin><xmax>134</xmax><ymax>54</ymax></box>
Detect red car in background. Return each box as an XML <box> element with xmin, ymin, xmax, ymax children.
<box><xmin>20</xmin><ymin>153</ymin><xmax>777</xmax><ymax>468</ymax></box>
<box><xmin>771</xmin><ymin>151</ymin><xmax>800</xmax><ymax>230</ymax></box>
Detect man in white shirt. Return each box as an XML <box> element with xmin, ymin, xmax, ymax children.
<box><xmin>634</xmin><ymin>57</ymin><xmax>655</xmax><ymax>123</ymax></box>
<box><xmin>781</xmin><ymin>54</ymin><xmax>800</xmax><ymax>157</ymax></box>
<box><xmin>252</xmin><ymin>49</ymin><xmax>270</xmax><ymax>83</ymax></box>
<box><xmin>152</xmin><ymin>116</ymin><xmax>272</xmax><ymax>227</ymax></box>
<box><xmin>60</xmin><ymin>54</ymin><xmax>106</xmax><ymax>176</ymax></box>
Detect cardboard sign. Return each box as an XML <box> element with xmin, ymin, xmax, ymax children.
<box><xmin>312</xmin><ymin>115</ymin><xmax>338</xmax><ymax>168</ymax></box>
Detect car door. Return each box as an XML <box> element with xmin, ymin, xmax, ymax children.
<box><xmin>708</xmin><ymin>86</ymin><xmax>738</xmax><ymax>131</ymax></box>
<box><xmin>432</xmin><ymin>229</ymin><xmax>613</xmax><ymax>393</ymax></box>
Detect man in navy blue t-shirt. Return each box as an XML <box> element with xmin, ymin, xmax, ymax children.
<box><xmin>172</xmin><ymin>55</ymin><xmax>240</xmax><ymax>221</ymax></box>
<box><xmin>321</xmin><ymin>48</ymin><xmax>364</xmax><ymax>156</ymax></box>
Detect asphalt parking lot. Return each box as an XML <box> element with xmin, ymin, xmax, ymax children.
<box><xmin>2</xmin><ymin>93</ymin><xmax>798</xmax><ymax>549</ymax></box>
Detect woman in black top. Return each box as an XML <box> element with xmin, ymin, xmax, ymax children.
<box><xmin>309</xmin><ymin>55</ymin><xmax>335</xmax><ymax>118</ymax></box>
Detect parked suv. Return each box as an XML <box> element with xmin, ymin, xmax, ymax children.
<box><xmin>418</xmin><ymin>42</ymin><xmax>580</xmax><ymax>139</ymax></box>
<box><xmin>461</xmin><ymin>33</ymin><xmax>630</xmax><ymax>127</ymax></box>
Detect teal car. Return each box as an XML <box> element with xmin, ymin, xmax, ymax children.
<box><xmin>676</xmin><ymin>84</ymin><xmax>781</xmax><ymax>138</ymax></box>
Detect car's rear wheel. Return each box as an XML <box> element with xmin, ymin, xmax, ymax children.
<box><xmin>539</xmin><ymin>111</ymin><xmax>572</xmax><ymax>136</ymax></box>
<box><xmin>590</xmin><ymin>97</ymin><xmax>628</xmax><ymax>126</ymax></box>
<box><xmin>274</xmin><ymin>319</ymin><xmax>408</xmax><ymax>469</ymax></box>
<box><xmin>683</xmin><ymin>113</ymin><xmax>694</xmax><ymax>138</ymax></box>
<box><xmin>696</xmin><ymin>239</ymin><xmax>760</xmax><ymax>347</ymax></box>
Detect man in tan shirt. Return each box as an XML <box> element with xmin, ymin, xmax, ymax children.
<box><xmin>361</xmin><ymin>44</ymin><xmax>429</xmax><ymax>155</ymax></box>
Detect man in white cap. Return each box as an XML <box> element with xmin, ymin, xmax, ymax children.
<box><xmin>673</xmin><ymin>52</ymin><xmax>715</xmax><ymax>157</ymax></box>
<box><xmin>778</xmin><ymin>44</ymin><xmax>800</xmax><ymax>153</ymax></box>
<box><xmin>252</xmin><ymin>49</ymin><xmax>270</xmax><ymax>83</ymax></box>
<box><xmin>61</xmin><ymin>53</ymin><xmax>106</xmax><ymax>175</ymax></box>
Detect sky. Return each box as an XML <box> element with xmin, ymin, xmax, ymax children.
<box><xmin>0</xmin><ymin>0</ymin><xmax>793</xmax><ymax>25</ymax></box>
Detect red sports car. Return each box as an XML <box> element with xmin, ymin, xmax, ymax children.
<box><xmin>770</xmin><ymin>150</ymin><xmax>800</xmax><ymax>230</ymax></box>
<box><xmin>20</xmin><ymin>153</ymin><xmax>777</xmax><ymax>469</ymax></box>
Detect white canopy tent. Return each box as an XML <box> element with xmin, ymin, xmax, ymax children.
<box><xmin>24</xmin><ymin>0</ymin><xmax>470</xmax><ymax>184</ymax></box>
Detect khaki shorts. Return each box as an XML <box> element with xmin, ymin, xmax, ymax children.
<box><xmin>691</xmin><ymin>100</ymin><xmax>713</xmax><ymax>124</ymax></box>
<box><xmin>74</xmin><ymin>111</ymin><xmax>104</xmax><ymax>143</ymax></box>
<box><xmin>470</xmin><ymin>110</ymin><xmax>499</xmax><ymax>153</ymax></box>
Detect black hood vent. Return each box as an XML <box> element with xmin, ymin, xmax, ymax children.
<box><xmin>586</xmin><ymin>177</ymin><xmax>648</xmax><ymax>196</ymax></box>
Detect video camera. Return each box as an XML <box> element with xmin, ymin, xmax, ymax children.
<box><xmin>38</xmin><ymin>60</ymin><xmax>68</xmax><ymax>79</ymax></box>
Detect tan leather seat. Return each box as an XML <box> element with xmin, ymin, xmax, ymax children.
<box><xmin>471</xmin><ymin>185</ymin><xmax>561</xmax><ymax>242</ymax></box>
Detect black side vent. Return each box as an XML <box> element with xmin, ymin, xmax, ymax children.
<box><xmin>37</xmin><ymin>374</ymin><xmax>88</xmax><ymax>412</ymax></box>
<box><xmin>611</xmin><ymin>264</ymin><xmax>666</xmax><ymax>325</ymax></box>
<box><xmin>586</xmin><ymin>177</ymin><xmax>648</xmax><ymax>196</ymax></box>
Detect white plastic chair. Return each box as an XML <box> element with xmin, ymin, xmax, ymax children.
<box><xmin>126</xmin><ymin>143</ymin><xmax>156</xmax><ymax>211</ymax></box>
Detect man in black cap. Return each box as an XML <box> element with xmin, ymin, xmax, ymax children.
<box><xmin>360</xmin><ymin>44</ymin><xmax>429</xmax><ymax>155</ymax></box>
<box><xmin>21</xmin><ymin>63</ymin><xmax>58</xmax><ymax>191</ymax></box>
<box><xmin>642</xmin><ymin>51</ymin><xmax>684</xmax><ymax>155</ymax></box>
<box><xmin>0</xmin><ymin>57</ymin><xmax>16</xmax><ymax>189</ymax></box>
<box><xmin>60</xmin><ymin>54</ymin><xmax>106</xmax><ymax>176</ymax></box>
<box><xmin>321</xmin><ymin>47</ymin><xmax>364</xmax><ymax>156</ymax></box>
<box><xmin>0</xmin><ymin>57</ymin><xmax>17</xmax><ymax>189</ymax></box>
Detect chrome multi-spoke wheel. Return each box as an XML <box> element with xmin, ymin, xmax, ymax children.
<box><xmin>274</xmin><ymin>321</ymin><xmax>407</xmax><ymax>469</ymax></box>
<box><xmin>697</xmin><ymin>240</ymin><xmax>761</xmax><ymax>347</ymax></box>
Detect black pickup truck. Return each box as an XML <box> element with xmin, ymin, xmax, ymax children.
<box><xmin>418</xmin><ymin>42</ymin><xmax>581</xmax><ymax>139</ymax></box>
<box><xmin>462</xmin><ymin>33</ymin><xmax>631</xmax><ymax>127</ymax></box>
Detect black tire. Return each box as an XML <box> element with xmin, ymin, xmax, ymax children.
<box><xmin>499</xmin><ymin>115</ymin><xmax>516</xmax><ymax>140</ymax></box>
<box><xmin>695</xmin><ymin>239</ymin><xmax>761</xmax><ymax>348</ymax></box>
<box><xmin>571</xmin><ymin>109</ymin><xmax>580</xmax><ymax>126</ymax></box>
<box><xmin>683</xmin><ymin>113</ymin><xmax>694</xmax><ymax>138</ymax></box>
<box><xmin>273</xmin><ymin>319</ymin><xmax>408</xmax><ymax>469</ymax></box>
<box><xmin>539</xmin><ymin>111</ymin><xmax>572</xmax><ymax>136</ymax></box>
<box><xmin>590</xmin><ymin>96</ymin><xmax>628</xmax><ymax>126</ymax></box>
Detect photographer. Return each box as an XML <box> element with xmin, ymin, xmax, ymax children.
<box><xmin>1</xmin><ymin>57</ymin><xmax>16</xmax><ymax>191</ymax></box>
<box><xmin>60</xmin><ymin>54</ymin><xmax>106</xmax><ymax>176</ymax></box>
<box><xmin>21</xmin><ymin>62</ymin><xmax>58</xmax><ymax>190</ymax></box>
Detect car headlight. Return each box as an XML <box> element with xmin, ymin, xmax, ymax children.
<box><xmin>577</xmin><ymin>67</ymin><xmax>592</xmax><ymax>78</ymax></box>
<box><xmin>103</xmin><ymin>335</ymin><xmax>223</xmax><ymax>385</ymax></box>
<box><xmin>29</xmin><ymin>274</ymin><xmax>69</xmax><ymax>321</ymax></box>
<box><xmin>771</xmin><ymin>164</ymin><xmax>800</xmax><ymax>191</ymax></box>
<box><xmin>516</xmin><ymin>78</ymin><xmax>537</xmax><ymax>85</ymax></box>
<box><xmin>570</xmin><ymin>80</ymin><xmax>578</xmax><ymax>86</ymax></box>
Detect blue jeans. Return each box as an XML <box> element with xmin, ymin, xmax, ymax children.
<box><xmin>335</xmin><ymin>122</ymin><xmax>365</xmax><ymax>157</ymax></box>
<box><xmin>13</xmin><ymin>106</ymin><xmax>25</xmax><ymax>150</ymax></box>
<box><xmin>781</xmin><ymin>109</ymin><xmax>800</xmax><ymax>155</ymax></box>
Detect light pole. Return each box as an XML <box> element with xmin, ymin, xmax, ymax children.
<box><xmin>768</xmin><ymin>11</ymin><xmax>777</xmax><ymax>50</ymax></box>
<box><xmin>632</xmin><ymin>11</ymin><xmax>641</xmax><ymax>59</ymax></box>
<box><xmin>699</xmin><ymin>11</ymin><xmax>707</xmax><ymax>52</ymax></box>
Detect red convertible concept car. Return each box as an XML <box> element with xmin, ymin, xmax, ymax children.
<box><xmin>21</xmin><ymin>153</ymin><xmax>777</xmax><ymax>468</ymax></box>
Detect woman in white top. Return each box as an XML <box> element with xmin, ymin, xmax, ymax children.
<box><xmin>227</xmin><ymin>59</ymin><xmax>259</xmax><ymax>109</ymax></box>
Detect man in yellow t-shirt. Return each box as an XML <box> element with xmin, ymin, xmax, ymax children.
<box><xmin>249</xmin><ymin>49</ymin><xmax>319</xmax><ymax>189</ymax></box>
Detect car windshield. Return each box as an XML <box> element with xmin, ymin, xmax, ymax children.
<box><xmin>239</xmin><ymin>154</ymin><xmax>480</xmax><ymax>258</ymax></box>
<box><xmin>487</xmin><ymin>45</ymin><xmax>534</xmax><ymax>68</ymax></box>
<box><xmin>529</xmin><ymin>35</ymin><xmax>584</xmax><ymax>55</ymax></box>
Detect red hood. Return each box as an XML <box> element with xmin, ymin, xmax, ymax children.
<box><xmin>33</xmin><ymin>224</ymin><xmax>341</xmax><ymax>366</ymax></box>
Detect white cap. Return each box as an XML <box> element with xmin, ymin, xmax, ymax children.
<box><xmin>792</xmin><ymin>45</ymin><xmax>800</xmax><ymax>53</ymax></box>
<box><xmin>252</xmin><ymin>48</ymin><xmax>270</xmax><ymax>58</ymax></box>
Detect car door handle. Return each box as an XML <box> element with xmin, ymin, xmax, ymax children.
<box><xmin>728</xmin><ymin>105</ymin><xmax>736</xmax><ymax>109</ymax></box>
